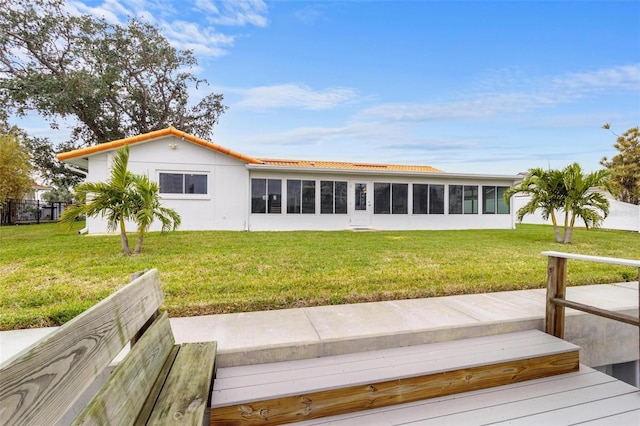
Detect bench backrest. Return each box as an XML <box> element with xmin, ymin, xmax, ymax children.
<box><xmin>0</xmin><ymin>269</ymin><xmax>164</xmax><ymax>426</ymax></box>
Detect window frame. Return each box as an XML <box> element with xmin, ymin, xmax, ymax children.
<box><xmin>251</xmin><ymin>178</ymin><xmax>282</xmax><ymax>214</ymax></box>
<box><xmin>320</xmin><ymin>180</ymin><xmax>348</xmax><ymax>214</ymax></box>
<box><xmin>413</xmin><ymin>183</ymin><xmax>445</xmax><ymax>215</ymax></box>
<box><xmin>483</xmin><ymin>185</ymin><xmax>511</xmax><ymax>215</ymax></box>
<box><xmin>464</xmin><ymin>185</ymin><xmax>478</xmax><ymax>214</ymax></box>
<box><xmin>158</xmin><ymin>171</ymin><xmax>209</xmax><ymax>199</ymax></box>
<box><xmin>448</xmin><ymin>184</ymin><xmax>479</xmax><ymax>214</ymax></box>
<box><xmin>287</xmin><ymin>179</ymin><xmax>316</xmax><ymax>214</ymax></box>
<box><xmin>374</xmin><ymin>182</ymin><xmax>408</xmax><ymax>215</ymax></box>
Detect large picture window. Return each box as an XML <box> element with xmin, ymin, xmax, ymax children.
<box><xmin>449</xmin><ymin>185</ymin><xmax>478</xmax><ymax>214</ymax></box>
<box><xmin>159</xmin><ymin>173</ymin><xmax>207</xmax><ymax>194</ymax></box>
<box><xmin>287</xmin><ymin>180</ymin><xmax>316</xmax><ymax>214</ymax></box>
<box><xmin>320</xmin><ymin>181</ymin><xmax>347</xmax><ymax>214</ymax></box>
<box><xmin>483</xmin><ymin>186</ymin><xmax>510</xmax><ymax>214</ymax></box>
<box><xmin>374</xmin><ymin>183</ymin><xmax>408</xmax><ymax>214</ymax></box>
<box><xmin>413</xmin><ymin>184</ymin><xmax>444</xmax><ymax>214</ymax></box>
<box><xmin>251</xmin><ymin>178</ymin><xmax>282</xmax><ymax>214</ymax></box>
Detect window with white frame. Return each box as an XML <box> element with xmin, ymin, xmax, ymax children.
<box><xmin>251</xmin><ymin>178</ymin><xmax>282</xmax><ymax>214</ymax></box>
<box><xmin>449</xmin><ymin>185</ymin><xmax>478</xmax><ymax>214</ymax></box>
<box><xmin>374</xmin><ymin>182</ymin><xmax>408</xmax><ymax>214</ymax></box>
<box><xmin>287</xmin><ymin>179</ymin><xmax>316</xmax><ymax>214</ymax></box>
<box><xmin>412</xmin><ymin>184</ymin><xmax>445</xmax><ymax>214</ymax></box>
<box><xmin>482</xmin><ymin>186</ymin><xmax>510</xmax><ymax>214</ymax></box>
<box><xmin>159</xmin><ymin>173</ymin><xmax>207</xmax><ymax>194</ymax></box>
<box><xmin>320</xmin><ymin>181</ymin><xmax>347</xmax><ymax>214</ymax></box>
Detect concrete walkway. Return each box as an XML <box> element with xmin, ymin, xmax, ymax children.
<box><xmin>1</xmin><ymin>282</ymin><xmax>638</xmax><ymax>368</ymax></box>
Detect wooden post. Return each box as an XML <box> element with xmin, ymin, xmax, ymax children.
<box><xmin>545</xmin><ymin>256</ymin><xmax>567</xmax><ymax>339</ymax></box>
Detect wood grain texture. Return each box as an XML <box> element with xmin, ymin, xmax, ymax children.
<box><xmin>551</xmin><ymin>297</ymin><xmax>640</xmax><ymax>326</ymax></box>
<box><xmin>210</xmin><ymin>350</ymin><xmax>579</xmax><ymax>425</ymax></box>
<box><xmin>147</xmin><ymin>342</ymin><xmax>218</xmax><ymax>425</ymax></box>
<box><xmin>0</xmin><ymin>269</ymin><xmax>163</xmax><ymax>426</ymax></box>
<box><xmin>134</xmin><ymin>345</ymin><xmax>180</xmax><ymax>426</ymax></box>
<box><xmin>212</xmin><ymin>331</ymin><xmax>578</xmax><ymax>406</ymax></box>
<box><xmin>298</xmin><ymin>366</ymin><xmax>640</xmax><ymax>426</ymax></box>
<box><xmin>72</xmin><ymin>312</ymin><xmax>175</xmax><ymax>425</ymax></box>
<box><xmin>545</xmin><ymin>256</ymin><xmax>567</xmax><ymax>338</ymax></box>
<box><xmin>292</xmin><ymin>366</ymin><xmax>638</xmax><ymax>426</ymax></box>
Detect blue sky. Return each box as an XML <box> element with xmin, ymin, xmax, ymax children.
<box><xmin>21</xmin><ymin>0</ymin><xmax>640</xmax><ymax>175</ymax></box>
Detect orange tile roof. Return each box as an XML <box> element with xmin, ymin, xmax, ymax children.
<box><xmin>56</xmin><ymin>127</ymin><xmax>441</xmax><ymax>173</ymax></box>
<box><xmin>257</xmin><ymin>158</ymin><xmax>443</xmax><ymax>173</ymax></box>
<box><xmin>56</xmin><ymin>127</ymin><xmax>264</xmax><ymax>165</ymax></box>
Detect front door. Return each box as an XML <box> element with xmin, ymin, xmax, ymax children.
<box><xmin>350</xmin><ymin>182</ymin><xmax>371</xmax><ymax>227</ymax></box>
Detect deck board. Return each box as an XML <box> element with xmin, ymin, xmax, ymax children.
<box><xmin>212</xmin><ymin>330</ymin><xmax>577</xmax><ymax>406</ymax></box>
<box><xmin>577</xmin><ymin>409</ymin><xmax>640</xmax><ymax>425</ymax></box>
<box><xmin>294</xmin><ymin>366</ymin><xmax>640</xmax><ymax>425</ymax></box>
<box><xmin>215</xmin><ymin>330</ymin><xmax>553</xmax><ymax>380</ymax></box>
<box><xmin>210</xmin><ymin>330</ymin><xmax>582</xmax><ymax>424</ymax></box>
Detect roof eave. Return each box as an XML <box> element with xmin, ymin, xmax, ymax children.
<box><xmin>56</xmin><ymin>127</ymin><xmax>263</xmax><ymax>165</ymax></box>
<box><xmin>245</xmin><ymin>164</ymin><xmax>522</xmax><ymax>181</ymax></box>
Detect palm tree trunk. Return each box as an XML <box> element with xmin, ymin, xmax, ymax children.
<box><xmin>134</xmin><ymin>230</ymin><xmax>144</xmax><ymax>254</ymax></box>
<box><xmin>564</xmin><ymin>213</ymin><xmax>577</xmax><ymax>243</ymax></box>
<box><xmin>550</xmin><ymin>211</ymin><xmax>563</xmax><ymax>243</ymax></box>
<box><xmin>559</xmin><ymin>211</ymin><xmax>571</xmax><ymax>243</ymax></box>
<box><xmin>564</xmin><ymin>227</ymin><xmax>574</xmax><ymax>244</ymax></box>
<box><xmin>120</xmin><ymin>218</ymin><xmax>131</xmax><ymax>255</ymax></box>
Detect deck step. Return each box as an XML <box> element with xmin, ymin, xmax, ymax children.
<box><xmin>210</xmin><ymin>330</ymin><xmax>580</xmax><ymax>425</ymax></box>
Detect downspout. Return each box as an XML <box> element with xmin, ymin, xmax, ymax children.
<box><xmin>245</xmin><ymin>167</ymin><xmax>251</xmax><ymax>231</ymax></box>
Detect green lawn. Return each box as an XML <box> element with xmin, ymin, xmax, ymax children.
<box><xmin>1</xmin><ymin>222</ymin><xmax>638</xmax><ymax>331</ymax></box>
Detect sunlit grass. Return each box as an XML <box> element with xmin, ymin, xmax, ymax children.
<box><xmin>0</xmin><ymin>221</ymin><xmax>638</xmax><ymax>330</ymax></box>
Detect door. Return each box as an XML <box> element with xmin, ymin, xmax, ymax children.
<box><xmin>350</xmin><ymin>182</ymin><xmax>371</xmax><ymax>227</ymax></box>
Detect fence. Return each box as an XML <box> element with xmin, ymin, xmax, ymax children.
<box><xmin>0</xmin><ymin>199</ymin><xmax>70</xmax><ymax>226</ymax></box>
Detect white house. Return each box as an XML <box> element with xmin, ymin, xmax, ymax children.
<box><xmin>57</xmin><ymin>127</ymin><xmax>522</xmax><ymax>233</ymax></box>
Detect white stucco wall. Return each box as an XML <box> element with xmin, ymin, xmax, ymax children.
<box><xmin>85</xmin><ymin>135</ymin><xmax>249</xmax><ymax>233</ymax></box>
<box><xmin>80</xmin><ymin>135</ymin><xmax>520</xmax><ymax>233</ymax></box>
<box><xmin>513</xmin><ymin>194</ymin><xmax>640</xmax><ymax>232</ymax></box>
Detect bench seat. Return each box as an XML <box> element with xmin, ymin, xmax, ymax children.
<box><xmin>0</xmin><ymin>269</ymin><xmax>217</xmax><ymax>426</ymax></box>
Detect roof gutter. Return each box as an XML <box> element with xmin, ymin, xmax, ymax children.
<box><xmin>245</xmin><ymin>164</ymin><xmax>522</xmax><ymax>181</ymax></box>
<box><xmin>64</xmin><ymin>164</ymin><xmax>88</xmax><ymax>177</ymax></box>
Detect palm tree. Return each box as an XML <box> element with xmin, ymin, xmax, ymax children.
<box><xmin>560</xmin><ymin>163</ymin><xmax>611</xmax><ymax>243</ymax></box>
<box><xmin>131</xmin><ymin>174</ymin><xmax>181</xmax><ymax>254</ymax></box>
<box><xmin>504</xmin><ymin>163</ymin><xmax>610</xmax><ymax>243</ymax></box>
<box><xmin>60</xmin><ymin>146</ymin><xmax>180</xmax><ymax>254</ymax></box>
<box><xmin>60</xmin><ymin>146</ymin><xmax>136</xmax><ymax>254</ymax></box>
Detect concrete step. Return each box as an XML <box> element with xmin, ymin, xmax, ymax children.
<box><xmin>210</xmin><ymin>330</ymin><xmax>579</xmax><ymax>425</ymax></box>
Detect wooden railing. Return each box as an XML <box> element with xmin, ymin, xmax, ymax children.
<box><xmin>543</xmin><ymin>251</ymin><xmax>640</xmax><ymax>376</ymax></box>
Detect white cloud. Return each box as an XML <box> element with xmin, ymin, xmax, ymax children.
<box><xmin>358</xmin><ymin>64</ymin><xmax>640</xmax><ymax>123</ymax></box>
<box><xmin>233</xmin><ymin>83</ymin><xmax>359</xmax><ymax>110</ymax></box>
<box><xmin>203</xmin><ymin>0</ymin><xmax>269</xmax><ymax>27</ymax></box>
<box><xmin>160</xmin><ymin>20</ymin><xmax>235</xmax><ymax>57</ymax></box>
<box><xmin>68</xmin><ymin>0</ymin><xmax>268</xmax><ymax>57</ymax></box>
<box><xmin>294</xmin><ymin>5</ymin><xmax>326</xmax><ymax>25</ymax></box>
<box><xmin>555</xmin><ymin>64</ymin><xmax>640</xmax><ymax>92</ymax></box>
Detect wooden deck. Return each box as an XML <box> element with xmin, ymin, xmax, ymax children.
<box><xmin>295</xmin><ymin>365</ymin><xmax>640</xmax><ymax>425</ymax></box>
<box><xmin>210</xmin><ymin>330</ymin><xmax>584</xmax><ymax>424</ymax></box>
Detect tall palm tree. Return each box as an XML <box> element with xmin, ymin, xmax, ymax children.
<box><xmin>504</xmin><ymin>163</ymin><xmax>610</xmax><ymax>243</ymax></box>
<box><xmin>131</xmin><ymin>174</ymin><xmax>181</xmax><ymax>254</ymax></box>
<box><xmin>60</xmin><ymin>146</ymin><xmax>180</xmax><ymax>254</ymax></box>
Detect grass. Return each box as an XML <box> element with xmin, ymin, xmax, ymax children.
<box><xmin>1</xmin><ymin>221</ymin><xmax>639</xmax><ymax>331</ymax></box>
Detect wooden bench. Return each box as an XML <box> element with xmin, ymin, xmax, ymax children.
<box><xmin>0</xmin><ymin>269</ymin><xmax>217</xmax><ymax>425</ymax></box>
